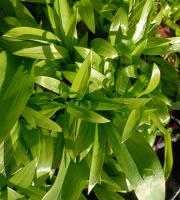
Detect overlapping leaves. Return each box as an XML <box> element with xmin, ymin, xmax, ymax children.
<box><xmin>0</xmin><ymin>0</ymin><xmax>179</xmax><ymax>199</ymax></box>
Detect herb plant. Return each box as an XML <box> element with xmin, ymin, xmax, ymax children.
<box><xmin>0</xmin><ymin>0</ymin><xmax>180</xmax><ymax>199</ymax></box>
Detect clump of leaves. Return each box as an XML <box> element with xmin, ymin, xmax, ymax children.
<box><xmin>0</xmin><ymin>0</ymin><xmax>180</xmax><ymax>199</ymax></box>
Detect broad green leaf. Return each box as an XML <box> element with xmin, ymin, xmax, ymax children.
<box><xmin>79</xmin><ymin>0</ymin><xmax>95</xmax><ymax>33</ymax></box>
<box><xmin>63</xmin><ymin>112</ymin><xmax>77</xmax><ymax>162</ymax></box>
<box><xmin>7</xmin><ymin>187</ymin><xmax>27</xmax><ymax>200</ymax></box>
<box><xmin>90</xmin><ymin>0</ymin><xmax>114</xmax><ymax>22</ymax></box>
<box><xmin>122</xmin><ymin>108</ymin><xmax>143</xmax><ymax>143</ymax></box>
<box><xmin>85</xmin><ymin>94</ymin><xmax>125</xmax><ymax>110</ymax></box>
<box><xmin>131</xmin><ymin>39</ymin><xmax>147</xmax><ymax>63</ymax></box>
<box><xmin>0</xmin><ymin>37</ymin><xmax>40</xmax><ymax>53</ymax></box>
<box><xmin>119</xmin><ymin>65</ymin><xmax>138</xmax><ymax>78</ymax></box>
<box><xmin>43</xmin><ymin>150</ymin><xmax>89</xmax><ymax>200</ymax></box>
<box><xmin>70</xmin><ymin>52</ymin><xmax>92</xmax><ymax>100</ymax></box>
<box><xmin>20</xmin><ymin>0</ymin><xmax>54</xmax><ymax>3</ymax></box>
<box><xmin>147</xmin><ymin>99</ymin><xmax>170</xmax><ymax>124</ymax></box>
<box><xmin>85</xmin><ymin>94</ymin><xmax>151</xmax><ymax>110</ymax></box>
<box><xmin>102</xmin><ymin>124</ymin><xmax>165</xmax><ymax>200</ymax></box>
<box><xmin>0</xmin><ymin>52</ymin><xmax>34</xmax><ymax>144</ymax></box>
<box><xmin>109</xmin><ymin>98</ymin><xmax>151</xmax><ymax>110</ymax></box>
<box><xmin>65</xmin><ymin>9</ymin><xmax>78</xmax><ymax>53</ymax></box>
<box><xmin>79</xmin><ymin>194</ymin><xmax>87</xmax><ymax>200</ymax></box>
<box><xmin>172</xmin><ymin>101</ymin><xmax>180</xmax><ymax>110</ymax></box>
<box><xmin>132</xmin><ymin>0</ymin><xmax>153</xmax><ymax>43</ymax></box>
<box><xmin>74</xmin><ymin>46</ymin><xmax>102</xmax><ymax>70</ymax></box>
<box><xmin>0</xmin><ymin>122</ymin><xmax>20</xmax><ymax>189</ymax></box>
<box><xmin>11</xmin><ymin>0</ymin><xmax>38</xmax><ymax>27</ymax></box>
<box><xmin>163</xmin><ymin>129</ymin><xmax>173</xmax><ymax>181</ymax></box>
<box><xmin>13</xmin><ymin>140</ymin><xmax>30</xmax><ymax>166</ymax></box>
<box><xmin>53</xmin><ymin>0</ymin><xmax>71</xmax><ymax>42</ymax></box>
<box><xmin>94</xmin><ymin>185</ymin><xmax>125</xmax><ymax>200</ymax></box>
<box><xmin>91</xmin><ymin>38</ymin><xmax>118</xmax><ymax>58</ymax></box>
<box><xmin>23</xmin><ymin>125</ymin><xmax>54</xmax><ymax>184</ymax></box>
<box><xmin>8</xmin><ymin>160</ymin><xmax>36</xmax><ymax>189</ymax></box>
<box><xmin>91</xmin><ymin>68</ymin><xmax>112</xmax><ymax>90</ymax></box>
<box><xmin>149</xmin><ymin>112</ymin><xmax>172</xmax><ymax>179</ymax></box>
<box><xmin>23</xmin><ymin>186</ymin><xmax>46</xmax><ymax>200</ymax></box>
<box><xmin>14</xmin><ymin>44</ymin><xmax>70</xmax><ymax>60</ymax></box>
<box><xmin>109</xmin><ymin>8</ymin><xmax>128</xmax><ymax>46</ymax></box>
<box><xmin>89</xmin><ymin>125</ymin><xmax>106</xmax><ymax>193</ymax></box>
<box><xmin>35</xmin><ymin>76</ymin><xmax>70</xmax><ymax>94</ymax></box>
<box><xmin>0</xmin><ymin>122</ymin><xmax>20</xmax><ymax>172</ymax></box>
<box><xmin>144</xmin><ymin>37</ymin><xmax>180</xmax><ymax>55</ymax></box>
<box><xmin>79</xmin><ymin>123</ymin><xmax>95</xmax><ymax>161</ymax></box>
<box><xmin>66</xmin><ymin>102</ymin><xmax>110</xmax><ymax>123</ymax></box>
<box><xmin>75</xmin><ymin>120</ymin><xmax>93</xmax><ymax>158</ymax></box>
<box><xmin>22</xmin><ymin>106</ymin><xmax>62</xmax><ymax>132</ymax></box>
<box><xmin>139</xmin><ymin>63</ymin><xmax>160</xmax><ymax>96</ymax></box>
<box><xmin>4</xmin><ymin>27</ymin><xmax>58</xmax><ymax>44</ymax></box>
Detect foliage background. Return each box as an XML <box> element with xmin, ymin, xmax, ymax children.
<box><xmin>0</xmin><ymin>0</ymin><xmax>180</xmax><ymax>199</ymax></box>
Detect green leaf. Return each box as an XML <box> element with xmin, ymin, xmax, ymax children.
<box><xmin>131</xmin><ymin>39</ymin><xmax>147</xmax><ymax>63</ymax></box>
<box><xmin>132</xmin><ymin>0</ymin><xmax>153</xmax><ymax>43</ymax></box>
<box><xmin>102</xmin><ymin>124</ymin><xmax>165</xmax><ymax>200</ymax></box>
<box><xmin>74</xmin><ymin>46</ymin><xmax>102</xmax><ymax>70</ymax></box>
<box><xmin>0</xmin><ymin>122</ymin><xmax>20</xmax><ymax>189</ymax></box>
<box><xmin>172</xmin><ymin>101</ymin><xmax>180</xmax><ymax>110</ymax></box>
<box><xmin>20</xmin><ymin>0</ymin><xmax>54</xmax><ymax>3</ymax></box>
<box><xmin>86</xmin><ymin>94</ymin><xmax>150</xmax><ymax>111</ymax></box>
<box><xmin>109</xmin><ymin>8</ymin><xmax>128</xmax><ymax>46</ymax></box>
<box><xmin>65</xmin><ymin>9</ymin><xmax>78</xmax><ymax>53</ymax></box>
<box><xmin>122</xmin><ymin>108</ymin><xmax>143</xmax><ymax>143</ymax></box>
<box><xmin>8</xmin><ymin>160</ymin><xmax>36</xmax><ymax>189</ymax></box>
<box><xmin>91</xmin><ymin>38</ymin><xmax>118</xmax><ymax>58</ymax></box>
<box><xmin>53</xmin><ymin>0</ymin><xmax>71</xmax><ymax>42</ymax></box>
<box><xmin>11</xmin><ymin>0</ymin><xmax>38</xmax><ymax>27</ymax></box>
<box><xmin>90</xmin><ymin>0</ymin><xmax>114</xmax><ymax>22</ymax></box>
<box><xmin>144</xmin><ymin>37</ymin><xmax>180</xmax><ymax>55</ymax></box>
<box><xmin>7</xmin><ymin>187</ymin><xmax>27</xmax><ymax>200</ymax></box>
<box><xmin>163</xmin><ymin>130</ymin><xmax>173</xmax><ymax>181</ymax></box>
<box><xmin>23</xmin><ymin>125</ymin><xmax>54</xmax><ymax>184</ymax></box>
<box><xmin>35</xmin><ymin>76</ymin><xmax>70</xmax><ymax>94</ymax></box>
<box><xmin>89</xmin><ymin>125</ymin><xmax>106</xmax><ymax>193</ymax></box>
<box><xmin>14</xmin><ymin>44</ymin><xmax>70</xmax><ymax>60</ymax></box>
<box><xmin>94</xmin><ymin>185</ymin><xmax>125</xmax><ymax>200</ymax></box>
<box><xmin>139</xmin><ymin>63</ymin><xmax>160</xmax><ymax>96</ymax></box>
<box><xmin>4</xmin><ymin>27</ymin><xmax>58</xmax><ymax>44</ymax></box>
<box><xmin>79</xmin><ymin>0</ymin><xmax>95</xmax><ymax>33</ymax></box>
<box><xmin>43</xmin><ymin>150</ymin><xmax>89</xmax><ymax>200</ymax></box>
<box><xmin>66</xmin><ymin>102</ymin><xmax>110</xmax><ymax>123</ymax></box>
<box><xmin>22</xmin><ymin>106</ymin><xmax>62</xmax><ymax>132</ymax></box>
<box><xmin>70</xmin><ymin>51</ymin><xmax>92</xmax><ymax>100</ymax></box>
<box><xmin>0</xmin><ymin>52</ymin><xmax>34</xmax><ymax>144</ymax></box>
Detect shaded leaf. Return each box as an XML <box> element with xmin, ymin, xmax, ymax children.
<box><xmin>122</xmin><ymin>108</ymin><xmax>143</xmax><ymax>143</ymax></box>
<box><xmin>102</xmin><ymin>124</ymin><xmax>165</xmax><ymax>200</ymax></box>
<box><xmin>4</xmin><ymin>27</ymin><xmax>58</xmax><ymax>44</ymax></box>
<box><xmin>8</xmin><ymin>160</ymin><xmax>36</xmax><ymax>189</ymax></box>
<box><xmin>0</xmin><ymin>52</ymin><xmax>34</xmax><ymax>144</ymax></box>
<box><xmin>70</xmin><ymin>51</ymin><xmax>92</xmax><ymax>100</ymax></box>
<box><xmin>66</xmin><ymin>102</ymin><xmax>110</xmax><ymax>123</ymax></box>
<box><xmin>79</xmin><ymin>0</ymin><xmax>95</xmax><ymax>33</ymax></box>
<box><xmin>14</xmin><ymin>44</ymin><xmax>70</xmax><ymax>60</ymax></box>
<box><xmin>89</xmin><ymin>125</ymin><xmax>106</xmax><ymax>193</ymax></box>
<box><xmin>43</xmin><ymin>150</ymin><xmax>89</xmax><ymax>200</ymax></box>
<box><xmin>35</xmin><ymin>76</ymin><xmax>70</xmax><ymax>94</ymax></box>
<box><xmin>91</xmin><ymin>38</ymin><xmax>118</xmax><ymax>58</ymax></box>
<box><xmin>22</xmin><ymin>106</ymin><xmax>62</xmax><ymax>132</ymax></box>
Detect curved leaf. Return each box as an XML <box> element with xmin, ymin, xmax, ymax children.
<box><xmin>4</xmin><ymin>27</ymin><xmax>58</xmax><ymax>44</ymax></box>
<box><xmin>66</xmin><ymin>102</ymin><xmax>110</xmax><ymax>123</ymax></box>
